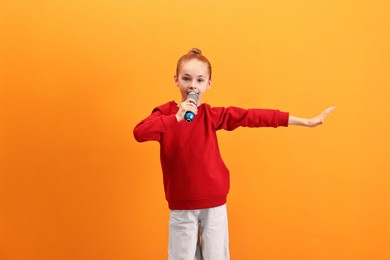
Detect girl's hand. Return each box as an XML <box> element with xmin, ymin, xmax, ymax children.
<box><xmin>176</xmin><ymin>98</ymin><xmax>198</xmax><ymax>122</ymax></box>
<box><xmin>288</xmin><ymin>106</ymin><xmax>336</xmax><ymax>127</ymax></box>
<box><xmin>306</xmin><ymin>106</ymin><xmax>336</xmax><ymax>127</ymax></box>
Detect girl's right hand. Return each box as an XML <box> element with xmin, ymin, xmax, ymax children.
<box><xmin>176</xmin><ymin>98</ymin><xmax>198</xmax><ymax>122</ymax></box>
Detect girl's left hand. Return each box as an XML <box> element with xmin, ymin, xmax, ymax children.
<box><xmin>307</xmin><ymin>106</ymin><xmax>336</xmax><ymax>127</ymax></box>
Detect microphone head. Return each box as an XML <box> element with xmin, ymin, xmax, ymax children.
<box><xmin>187</xmin><ymin>91</ymin><xmax>199</xmax><ymax>104</ymax></box>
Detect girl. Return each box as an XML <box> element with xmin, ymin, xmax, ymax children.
<box><xmin>133</xmin><ymin>48</ymin><xmax>335</xmax><ymax>260</ymax></box>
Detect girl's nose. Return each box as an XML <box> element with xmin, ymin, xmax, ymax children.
<box><xmin>189</xmin><ymin>80</ymin><xmax>197</xmax><ymax>90</ymax></box>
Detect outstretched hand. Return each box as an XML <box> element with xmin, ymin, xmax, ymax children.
<box><xmin>288</xmin><ymin>106</ymin><xmax>336</xmax><ymax>127</ymax></box>
<box><xmin>307</xmin><ymin>106</ymin><xmax>336</xmax><ymax>127</ymax></box>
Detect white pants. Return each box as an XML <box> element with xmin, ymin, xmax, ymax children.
<box><xmin>168</xmin><ymin>204</ymin><xmax>230</xmax><ymax>260</ymax></box>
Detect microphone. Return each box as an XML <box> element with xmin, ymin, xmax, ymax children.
<box><xmin>184</xmin><ymin>92</ymin><xmax>199</xmax><ymax>122</ymax></box>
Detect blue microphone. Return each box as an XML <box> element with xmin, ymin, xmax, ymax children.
<box><xmin>184</xmin><ymin>92</ymin><xmax>199</xmax><ymax>123</ymax></box>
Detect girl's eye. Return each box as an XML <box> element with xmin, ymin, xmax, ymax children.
<box><xmin>197</xmin><ymin>79</ymin><xmax>204</xmax><ymax>83</ymax></box>
<box><xmin>182</xmin><ymin>77</ymin><xmax>190</xmax><ymax>81</ymax></box>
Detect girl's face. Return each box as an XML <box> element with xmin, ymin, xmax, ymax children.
<box><xmin>174</xmin><ymin>59</ymin><xmax>212</xmax><ymax>105</ymax></box>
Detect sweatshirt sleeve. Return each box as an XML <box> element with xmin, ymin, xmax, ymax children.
<box><xmin>133</xmin><ymin>107</ymin><xmax>178</xmax><ymax>142</ymax></box>
<box><xmin>211</xmin><ymin>106</ymin><xmax>289</xmax><ymax>131</ymax></box>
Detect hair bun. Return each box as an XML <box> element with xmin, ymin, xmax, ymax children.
<box><xmin>189</xmin><ymin>48</ymin><xmax>202</xmax><ymax>55</ymax></box>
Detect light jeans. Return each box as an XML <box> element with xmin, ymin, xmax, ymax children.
<box><xmin>168</xmin><ymin>204</ymin><xmax>230</xmax><ymax>260</ymax></box>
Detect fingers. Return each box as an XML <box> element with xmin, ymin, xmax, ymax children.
<box><xmin>312</xmin><ymin>106</ymin><xmax>335</xmax><ymax>127</ymax></box>
<box><xmin>184</xmin><ymin>99</ymin><xmax>198</xmax><ymax>113</ymax></box>
<box><xmin>325</xmin><ymin>106</ymin><xmax>336</xmax><ymax>114</ymax></box>
<box><xmin>186</xmin><ymin>97</ymin><xmax>198</xmax><ymax>106</ymax></box>
<box><xmin>178</xmin><ymin>99</ymin><xmax>198</xmax><ymax>115</ymax></box>
<box><xmin>308</xmin><ymin>106</ymin><xmax>335</xmax><ymax>127</ymax></box>
<box><xmin>320</xmin><ymin>106</ymin><xmax>336</xmax><ymax>119</ymax></box>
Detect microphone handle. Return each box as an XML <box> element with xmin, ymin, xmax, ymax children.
<box><xmin>184</xmin><ymin>111</ymin><xmax>195</xmax><ymax>122</ymax></box>
<box><xmin>185</xmin><ymin>92</ymin><xmax>198</xmax><ymax>123</ymax></box>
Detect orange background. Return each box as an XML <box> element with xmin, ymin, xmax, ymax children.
<box><xmin>1</xmin><ymin>0</ymin><xmax>390</xmax><ymax>259</ymax></box>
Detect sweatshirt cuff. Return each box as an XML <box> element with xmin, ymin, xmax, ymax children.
<box><xmin>280</xmin><ymin>111</ymin><xmax>290</xmax><ymax>126</ymax></box>
<box><xmin>161</xmin><ymin>114</ymin><xmax>178</xmax><ymax>130</ymax></box>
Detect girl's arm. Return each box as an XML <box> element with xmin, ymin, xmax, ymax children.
<box><xmin>288</xmin><ymin>106</ymin><xmax>336</xmax><ymax>127</ymax></box>
<box><xmin>133</xmin><ymin>109</ymin><xmax>177</xmax><ymax>142</ymax></box>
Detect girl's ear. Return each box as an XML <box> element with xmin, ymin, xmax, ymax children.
<box><xmin>207</xmin><ymin>79</ymin><xmax>212</xmax><ymax>90</ymax></box>
<box><xmin>174</xmin><ymin>75</ymin><xmax>179</xmax><ymax>87</ymax></box>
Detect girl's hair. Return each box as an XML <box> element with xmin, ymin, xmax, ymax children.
<box><xmin>176</xmin><ymin>48</ymin><xmax>212</xmax><ymax>79</ymax></box>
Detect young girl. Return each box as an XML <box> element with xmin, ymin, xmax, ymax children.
<box><xmin>133</xmin><ymin>48</ymin><xmax>335</xmax><ymax>260</ymax></box>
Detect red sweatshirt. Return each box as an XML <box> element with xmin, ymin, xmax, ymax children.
<box><xmin>133</xmin><ymin>101</ymin><xmax>289</xmax><ymax>210</ymax></box>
